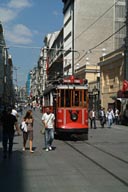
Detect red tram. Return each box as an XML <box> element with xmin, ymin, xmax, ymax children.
<box><xmin>42</xmin><ymin>75</ymin><xmax>89</xmax><ymax>139</ymax></box>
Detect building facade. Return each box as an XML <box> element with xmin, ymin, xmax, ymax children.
<box><xmin>62</xmin><ymin>0</ymin><xmax>125</xmax><ymax>79</ymax></box>
<box><xmin>0</xmin><ymin>22</ymin><xmax>14</xmax><ymax>107</ymax></box>
<box><xmin>62</xmin><ymin>0</ymin><xmax>126</xmax><ymax>112</ymax></box>
<box><xmin>29</xmin><ymin>0</ymin><xmax>126</xmax><ymax>113</ymax></box>
<box><xmin>98</xmin><ymin>48</ymin><xmax>124</xmax><ymax>111</ymax></box>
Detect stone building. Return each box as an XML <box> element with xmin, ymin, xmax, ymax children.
<box><xmin>98</xmin><ymin>48</ymin><xmax>124</xmax><ymax>111</ymax></box>
<box><xmin>29</xmin><ymin>0</ymin><xmax>126</xmax><ymax>113</ymax></box>
<box><xmin>62</xmin><ymin>0</ymin><xmax>125</xmax><ymax>78</ymax></box>
<box><xmin>62</xmin><ymin>0</ymin><xmax>126</xmax><ymax>112</ymax></box>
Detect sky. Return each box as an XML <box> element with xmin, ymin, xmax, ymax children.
<box><xmin>0</xmin><ymin>0</ymin><xmax>63</xmax><ymax>86</ymax></box>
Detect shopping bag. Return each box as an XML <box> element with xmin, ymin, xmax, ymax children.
<box><xmin>20</xmin><ymin>121</ymin><xmax>27</xmax><ymax>132</ymax></box>
<box><xmin>40</xmin><ymin>127</ymin><xmax>45</xmax><ymax>134</ymax></box>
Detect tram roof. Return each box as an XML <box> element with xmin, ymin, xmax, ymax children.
<box><xmin>43</xmin><ymin>84</ymin><xmax>88</xmax><ymax>95</ymax></box>
<box><xmin>56</xmin><ymin>84</ymin><xmax>88</xmax><ymax>89</ymax></box>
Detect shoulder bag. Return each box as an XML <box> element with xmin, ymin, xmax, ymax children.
<box><xmin>40</xmin><ymin>113</ymin><xmax>52</xmax><ymax>134</ymax></box>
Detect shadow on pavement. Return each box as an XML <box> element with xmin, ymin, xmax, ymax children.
<box><xmin>0</xmin><ymin>148</ymin><xmax>25</xmax><ymax>192</ymax></box>
<box><xmin>0</xmin><ymin>125</ymin><xmax>2</xmax><ymax>143</ymax></box>
<box><xmin>55</xmin><ymin>133</ymin><xmax>88</xmax><ymax>141</ymax></box>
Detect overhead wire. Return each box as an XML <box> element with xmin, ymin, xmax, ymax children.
<box><xmin>63</xmin><ymin>0</ymin><xmax>120</xmax><ymax>50</ymax></box>
<box><xmin>45</xmin><ymin>0</ymin><xmax>121</xmax><ymax>62</ymax></box>
<box><xmin>75</xmin><ymin>24</ymin><xmax>126</xmax><ymax>64</ymax></box>
<box><xmin>89</xmin><ymin>25</ymin><xmax>125</xmax><ymax>52</ymax></box>
<box><xmin>0</xmin><ymin>1</ymin><xmax>120</xmax><ymax>51</ymax></box>
<box><xmin>46</xmin><ymin>0</ymin><xmax>121</xmax><ymax>63</ymax></box>
<box><xmin>0</xmin><ymin>0</ymin><xmax>124</xmax><ymax>69</ymax></box>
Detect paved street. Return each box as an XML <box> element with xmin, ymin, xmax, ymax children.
<box><xmin>0</xmin><ymin>108</ymin><xmax>128</xmax><ymax>192</ymax></box>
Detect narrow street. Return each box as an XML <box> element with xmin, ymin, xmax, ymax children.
<box><xmin>0</xmin><ymin>108</ymin><xmax>128</xmax><ymax>192</ymax></box>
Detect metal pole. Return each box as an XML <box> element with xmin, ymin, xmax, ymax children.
<box><xmin>124</xmin><ymin>0</ymin><xmax>128</xmax><ymax>80</ymax></box>
<box><xmin>14</xmin><ymin>66</ymin><xmax>20</xmax><ymax>105</ymax></box>
<box><xmin>71</xmin><ymin>0</ymin><xmax>74</xmax><ymax>75</ymax></box>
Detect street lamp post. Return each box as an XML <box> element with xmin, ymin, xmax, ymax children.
<box><xmin>13</xmin><ymin>66</ymin><xmax>20</xmax><ymax>105</ymax></box>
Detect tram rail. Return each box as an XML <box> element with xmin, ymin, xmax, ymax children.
<box><xmin>63</xmin><ymin>140</ymin><xmax>128</xmax><ymax>187</ymax></box>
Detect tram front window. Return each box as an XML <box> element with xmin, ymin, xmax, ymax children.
<box><xmin>74</xmin><ymin>91</ymin><xmax>79</xmax><ymax>106</ymax></box>
<box><xmin>65</xmin><ymin>90</ymin><xmax>71</xmax><ymax>107</ymax></box>
<box><xmin>59</xmin><ymin>89</ymin><xmax>87</xmax><ymax>108</ymax></box>
<box><xmin>72</xmin><ymin>90</ymin><xmax>83</xmax><ymax>107</ymax></box>
<box><xmin>59</xmin><ymin>89</ymin><xmax>71</xmax><ymax>107</ymax></box>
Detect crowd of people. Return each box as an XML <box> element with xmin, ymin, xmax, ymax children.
<box><xmin>0</xmin><ymin>101</ymin><xmax>122</xmax><ymax>159</ymax></box>
<box><xmin>0</xmin><ymin>105</ymin><xmax>55</xmax><ymax>159</ymax></box>
<box><xmin>89</xmin><ymin>107</ymin><xmax>120</xmax><ymax>129</ymax></box>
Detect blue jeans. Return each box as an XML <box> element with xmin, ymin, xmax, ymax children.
<box><xmin>45</xmin><ymin>128</ymin><xmax>54</xmax><ymax>148</ymax></box>
<box><xmin>108</xmin><ymin>118</ymin><xmax>113</xmax><ymax>128</ymax></box>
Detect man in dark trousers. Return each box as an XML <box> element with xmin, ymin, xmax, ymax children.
<box><xmin>89</xmin><ymin>108</ymin><xmax>97</xmax><ymax>129</ymax></box>
<box><xmin>1</xmin><ymin>107</ymin><xmax>20</xmax><ymax>158</ymax></box>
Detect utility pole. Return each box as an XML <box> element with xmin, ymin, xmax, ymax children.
<box><xmin>14</xmin><ymin>66</ymin><xmax>20</xmax><ymax>105</ymax></box>
<box><xmin>124</xmin><ymin>0</ymin><xmax>128</xmax><ymax>80</ymax></box>
<box><xmin>71</xmin><ymin>0</ymin><xmax>74</xmax><ymax>76</ymax></box>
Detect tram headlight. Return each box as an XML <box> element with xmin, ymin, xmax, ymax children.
<box><xmin>71</xmin><ymin>113</ymin><xmax>78</xmax><ymax>121</ymax></box>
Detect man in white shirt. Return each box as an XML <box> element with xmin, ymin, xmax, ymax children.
<box><xmin>89</xmin><ymin>108</ymin><xmax>97</xmax><ymax>129</ymax></box>
<box><xmin>106</xmin><ymin>108</ymin><xmax>114</xmax><ymax>128</ymax></box>
<box><xmin>42</xmin><ymin>107</ymin><xmax>55</xmax><ymax>151</ymax></box>
<box><xmin>11</xmin><ymin>105</ymin><xmax>19</xmax><ymax>118</ymax></box>
<box><xmin>115</xmin><ymin>108</ymin><xmax>119</xmax><ymax>125</ymax></box>
<box><xmin>99</xmin><ymin>107</ymin><xmax>106</xmax><ymax>128</ymax></box>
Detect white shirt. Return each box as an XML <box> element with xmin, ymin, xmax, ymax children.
<box><xmin>115</xmin><ymin>109</ymin><xmax>119</xmax><ymax>117</ymax></box>
<box><xmin>92</xmin><ymin>111</ymin><xmax>95</xmax><ymax>117</ymax></box>
<box><xmin>106</xmin><ymin>111</ymin><xmax>114</xmax><ymax>119</ymax></box>
<box><xmin>100</xmin><ymin>110</ymin><xmax>104</xmax><ymax>117</ymax></box>
<box><xmin>11</xmin><ymin>109</ymin><xmax>18</xmax><ymax>117</ymax></box>
<box><xmin>42</xmin><ymin>113</ymin><xmax>55</xmax><ymax>129</ymax></box>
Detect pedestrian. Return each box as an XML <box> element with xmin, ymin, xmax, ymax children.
<box><xmin>89</xmin><ymin>108</ymin><xmax>97</xmax><ymax>129</ymax></box>
<box><xmin>11</xmin><ymin>105</ymin><xmax>19</xmax><ymax>119</ymax></box>
<box><xmin>22</xmin><ymin>109</ymin><xmax>34</xmax><ymax>153</ymax></box>
<box><xmin>106</xmin><ymin>108</ymin><xmax>114</xmax><ymax>128</ymax></box>
<box><xmin>114</xmin><ymin>108</ymin><xmax>119</xmax><ymax>125</ymax></box>
<box><xmin>1</xmin><ymin>107</ymin><xmax>20</xmax><ymax>159</ymax></box>
<box><xmin>123</xmin><ymin>104</ymin><xmax>128</xmax><ymax>125</ymax></box>
<box><xmin>42</xmin><ymin>107</ymin><xmax>55</xmax><ymax>151</ymax></box>
<box><xmin>99</xmin><ymin>107</ymin><xmax>106</xmax><ymax>128</ymax></box>
<box><xmin>19</xmin><ymin>105</ymin><xmax>23</xmax><ymax>115</ymax></box>
<box><xmin>32</xmin><ymin>100</ymin><xmax>36</xmax><ymax>111</ymax></box>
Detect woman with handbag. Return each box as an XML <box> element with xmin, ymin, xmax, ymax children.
<box><xmin>22</xmin><ymin>110</ymin><xmax>34</xmax><ymax>153</ymax></box>
<box><xmin>42</xmin><ymin>107</ymin><xmax>55</xmax><ymax>152</ymax></box>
